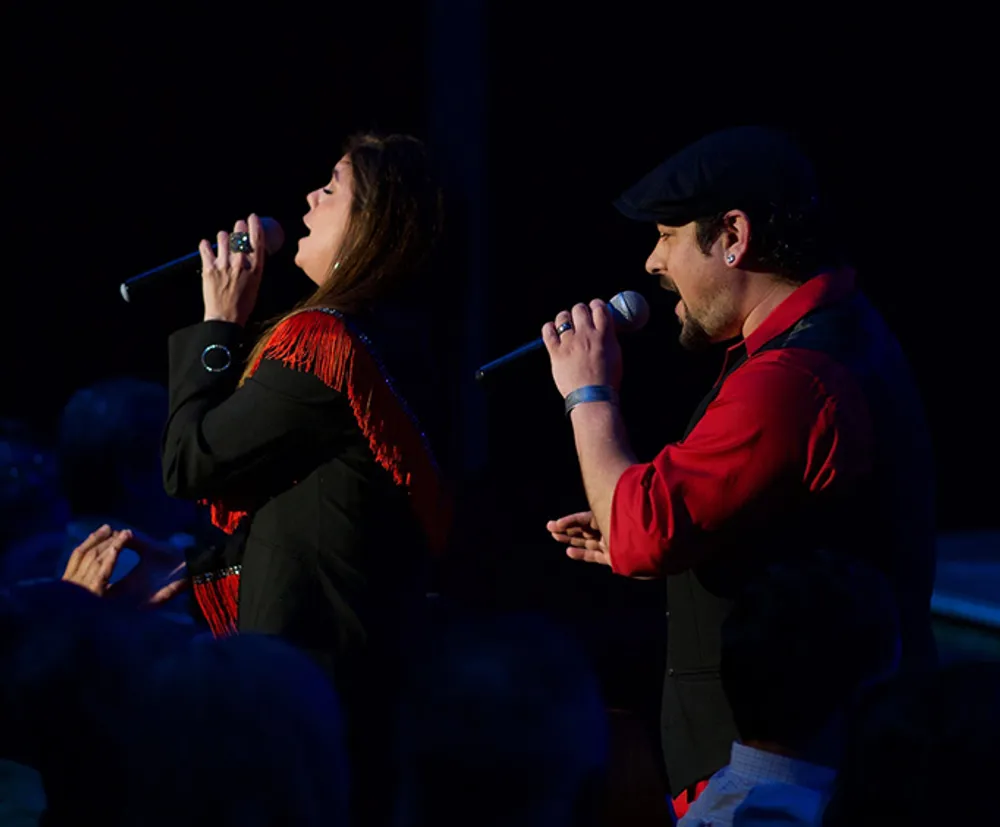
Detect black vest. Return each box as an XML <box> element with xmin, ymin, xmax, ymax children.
<box><xmin>660</xmin><ymin>290</ymin><xmax>936</xmax><ymax>795</ymax></box>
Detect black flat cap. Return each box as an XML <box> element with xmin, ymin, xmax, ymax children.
<box><xmin>614</xmin><ymin>125</ymin><xmax>819</xmax><ymax>226</ymax></box>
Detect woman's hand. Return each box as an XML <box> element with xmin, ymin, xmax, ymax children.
<box><xmin>200</xmin><ymin>214</ymin><xmax>266</xmax><ymax>326</ymax></box>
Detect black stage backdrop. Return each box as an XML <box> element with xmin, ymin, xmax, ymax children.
<box><xmin>5</xmin><ymin>6</ymin><xmax>995</xmax><ymax>636</ymax></box>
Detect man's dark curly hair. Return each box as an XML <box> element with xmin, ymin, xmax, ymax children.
<box><xmin>694</xmin><ymin>199</ymin><xmax>841</xmax><ymax>284</ymax></box>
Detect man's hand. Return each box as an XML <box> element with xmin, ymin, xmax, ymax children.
<box><xmin>62</xmin><ymin>526</ymin><xmax>189</xmax><ymax>607</ymax></box>
<box><xmin>541</xmin><ymin>300</ymin><xmax>623</xmax><ymax>398</ymax></box>
<box><xmin>62</xmin><ymin>525</ymin><xmax>125</xmax><ymax>595</ymax></box>
<box><xmin>111</xmin><ymin>531</ymin><xmax>189</xmax><ymax>606</ymax></box>
<box><xmin>547</xmin><ymin>510</ymin><xmax>611</xmax><ymax>567</ymax></box>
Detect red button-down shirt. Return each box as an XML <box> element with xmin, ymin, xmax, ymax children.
<box><xmin>608</xmin><ymin>271</ymin><xmax>875</xmax><ymax>577</ymax></box>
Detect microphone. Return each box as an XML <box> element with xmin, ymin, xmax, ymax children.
<box><xmin>119</xmin><ymin>217</ymin><xmax>285</xmax><ymax>303</ymax></box>
<box><xmin>474</xmin><ymin>290</ymin><xmax>650</xmax><ymax>381</ymax></box>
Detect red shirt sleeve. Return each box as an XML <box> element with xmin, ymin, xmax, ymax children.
<box><xmin>607</xmin><ymin>349</ymin><xmax>873</xmax><ymax>577</ymax></box>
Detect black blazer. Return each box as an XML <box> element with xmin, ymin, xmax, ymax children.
<box><xmin>162</xmin><ymin>319</ymin><xmax>432</xmax><ymax>688</ymax></box>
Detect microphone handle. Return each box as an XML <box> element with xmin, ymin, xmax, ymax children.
<box><xmin>474</xmin><ymin>337</ymin><xmax>545</xmax><ymax>381</ymax></box>
<box><xmin>119</xmin><ymin>243</ymin><xmax>222</xmax><ymax>303</ymax></box>
<box><xmin>472</xmin><ymin>300</ymin><xmax>633</xmax><ymax>381</ymax></box>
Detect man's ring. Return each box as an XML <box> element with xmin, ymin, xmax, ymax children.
<box><xmin>556</xmin><ymin>321</ymin><xmax>573</xmax><ymax>336</ymax></box>
<box><xmin>229</xmin><ymin>232</ymin><xmax>253</xmax><ymax>254</ymax></box>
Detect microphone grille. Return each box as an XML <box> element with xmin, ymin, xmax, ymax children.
<box><xmin>608</xmin><ymin>290</ymin><xmax>650</xmax><ymax>332</ymax></box>
<box><xmin>261</xmin><ymin>217</ymin><xmax>285</xmax><ymax>255</ymax></box>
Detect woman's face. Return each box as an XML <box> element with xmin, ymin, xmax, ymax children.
<box><xmin>295</xmin><ymin>156</ymin><xmax>354</xmax><ymax>285</ymax></box>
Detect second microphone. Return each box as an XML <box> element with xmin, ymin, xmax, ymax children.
<box><xmin>475</xmin><ymin>290</ymin><xmax>650</xmax><ymax>381</ymax></box>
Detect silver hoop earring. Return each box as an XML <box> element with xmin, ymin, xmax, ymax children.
<box><xmin>333</xmin><ymin>261</ymin><xmax>341</xmax><ymax>271</ymax></box>
<box><xmin>726</xmin><ymin>254</ymin><xmax>736</xmax><ymax>264</ymax></box>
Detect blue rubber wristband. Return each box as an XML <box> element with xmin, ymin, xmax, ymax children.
<box><xmin>564</xmin><ymin>385</ymin><xmax>618</xmax><ymax>417</ymax></box>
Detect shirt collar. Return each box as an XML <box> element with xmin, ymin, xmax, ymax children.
<box><xmin>743</xmin><ymin>270</ymin><xmax>856</xmax><ymax>356</ymax></box>
<box><xmin>729</xmin><ymin>742</ymin><xmax>837</xmax><ymax>792</ymax></box>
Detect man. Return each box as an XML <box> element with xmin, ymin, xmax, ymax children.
<box><xmin>681</xmin><ymin>551</ymin><xmax>901</xmax><ymax>827</ymax></box>
<box><xmin>56</xmin><ymin>378</ymin><xmax>199</xmax><ymax>555</ymax></box>
<box><xmin>2</xmin><ymin>379</ymin><xmax>194</xmax><ymax>616</ymax></box>
<box><xmin>541</xmin><ymin>126</ymin><xmax>936</xmax><ymax>812</ymax></box>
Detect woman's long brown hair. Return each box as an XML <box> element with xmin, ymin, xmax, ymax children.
<box><xmin>242</xmin><ymin>132</ymin><xmax>443</xmax><ymax>380</ymax></box>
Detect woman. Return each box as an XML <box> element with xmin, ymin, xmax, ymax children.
<box><xmin>160</xmin><ymin>133</ymin><xmax>450</xmax><ymax>703</ymax></box>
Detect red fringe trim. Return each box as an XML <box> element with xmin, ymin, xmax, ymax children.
<box><xmin>209</xmin><ymin>503</ymin><xmax>245</xmax><ymax>535</ymax></box>
<box><xmin>209</xmin><ymin>309</ymin><xmax>450</xmax><ymax>556</ymax></box>
<box><xmin>192</xmin><ymin>572</ymin><xmax>240</xmax><ymax>638</ymax></box>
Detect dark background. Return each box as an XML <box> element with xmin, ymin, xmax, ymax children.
<box><xmin>5</xmin><ymin>7</ymin><xmax>995</xmax><ymax>624</ymax></box>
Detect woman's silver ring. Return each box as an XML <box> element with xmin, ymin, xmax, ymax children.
<box><xmin>229</xmin><ymin>232</ymin><xmax>253</xmax><ymax>254</ymax></box>
<box><xmin>556</xmin><ymin>321</ymin><xmax>573</xmax><ymax>336</ymax></box>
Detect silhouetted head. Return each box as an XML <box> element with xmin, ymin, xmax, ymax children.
<box><xmin>823</xmin><ymin>661</ymin><xmax>1000</xmax><ymax>826</ymax></box>
<box><xmin>0</xmin><ymin>580</ymin><xmax>190</xmax><ymax>823</ymax></box>
<box><xmin>396</xmin><ymin>610</ymin><xmax>608</xmax><ymax>827</ymax></box>
<box><xmin>0</xmin><ymin>419</ymin><xmax>67</xmax><ymax>553</ymax></box>
<box><xmin>119</xmin><ymin>633</ymin><xmax>348</xmax><ymax>827</ymax></box>
<box><xmin>59</xmin><ymin>378</ymin><xmax>195</xmax><ymax>535</ymax></box>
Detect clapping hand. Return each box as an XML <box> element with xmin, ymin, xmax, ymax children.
<box><xmin>62</xmin><ymin>525</ymin><xmax>189</xmax><ymax>607</ymax></box>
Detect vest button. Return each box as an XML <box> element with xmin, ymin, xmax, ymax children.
<box><xmin>667</xmin><ymin>668</ymin><xmax>675</xmax><ymax>677</ymax></box>
<box><xmin>664</xmin><ymin>611</ymin><xmax>671</xmax><ymax>620</ymax></box>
